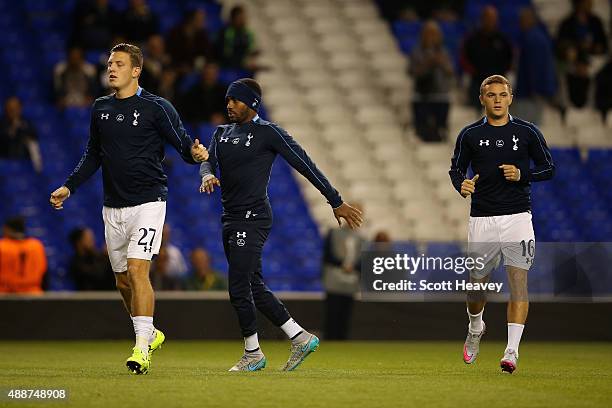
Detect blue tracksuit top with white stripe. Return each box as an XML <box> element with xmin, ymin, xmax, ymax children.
<box><xmin>449</xmin><ymin>115</ymin><xmax>555</xmax><ymax>217</ymax></box>
<box><xmin>199</xmin><ymin>115</ymin><xmax>342</xmax><ymax>213</ymax></box>
<box><xmin>64</xmin><ymin>88</ymin><xmax>197</xmax><ymax>208</ymax></box>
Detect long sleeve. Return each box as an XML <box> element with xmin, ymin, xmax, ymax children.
<box><xmin>64</xmin><ymin>104</ymin><xmax>102</xmax><ymax>193</ymax></box>
<box><xmin>154</xmin><ymin>98</ymin><xmax>196</xmax><ymax>164</ymax></box>
<box><xmin>521</xmin><ymin>125</ymin><xmax>555</xmax><ymax>182</ymax></box>
<box><xmin>449</xmin><ymin>128</ymin><xmax>473</xmax><ymax>194</ymax></box>
<box><xmin>266</xmin><ymin>124</ymin><xmax>342</xmax><ymax>208</ymax></box>
<box><xmin>199</xmin><ymin>127</ymin><xmax>220</xmax><ymax>179</ymax></box>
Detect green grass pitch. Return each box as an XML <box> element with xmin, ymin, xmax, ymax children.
<box><xmin>0</xmin><ymin>340</ymin><xmax>611</xmax><ymax>408</ymax></box>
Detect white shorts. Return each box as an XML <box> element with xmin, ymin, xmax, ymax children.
<box><xmin>102</xmin><ymin>201</ymin><xmax>166</xmax><ymax>273</ymax></box>
<box><xmin>467</xmin><ymin>212</ymin><xmax>535</xmax><ymax>279</ymax></box>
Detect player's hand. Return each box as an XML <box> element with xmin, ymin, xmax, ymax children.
<box><xmin>499</xmin><ymin>164</ymin><xmax>520</xmax><ymax>181</ymax></box>
<box><xmin>333</xmin><ymin>202</ymin><xmax>363</xmax><ymax>230</ymax></box>
<box><xmin>191</xmin><ymin>138</ymin><xmax>209</xmax><ymax>162</ymax></box>
<box><xmin>199</xmin><ymin>175</ymin><xmax>220</xmax><ymax>194</ymax></box>
<box><xmin>460</xmin><ymin>174</ymin><xmax>479</xmax><ymax>197</ymax></box>
<box><xmin>49</xmin><ymin>186</ymin><xmax>71</xmax><ymax>210</ymax></box>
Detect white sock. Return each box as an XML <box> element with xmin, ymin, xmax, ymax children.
<box><xmin>280</xmin><ymin>318</ymin><xmax>310</xmax><ymax>343</ymax></box>
<box><xmin>132</xmin><ymin>316</ymin><xmax>154</xmax><ymax>355</ymax></box>
<box><xmin>131</xmin><ymin>316</ymin><xmax>157</xmax><ymax>345</ymax></box>
<box><xmin>467</xmin><ymin>307</ymin><xmax>484</xmax><ymax>333</ymax></box>
<box><xmin>244</xmin><ymin>333</ymin><xmax>260</xmax><ymax>352</ymax></box>
<box><xmin>506</xmin><ymin>323</ymin><xmax>525</xmax><ymax>355</ymax></box>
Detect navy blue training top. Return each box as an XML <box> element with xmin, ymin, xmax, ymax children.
<box><xmin>65</xmin><ymin>87</ymin><xmax>197</xmax><ymax>208</ymax></box>
<box><xmin>200</xmin><ymin>116</ymin><xmax>342</xmax><ymax>214</ymax></box>
<box><xmin>449</xmin><ymin>115</ymin><xmax>555</xmax><ymax>217</ymax></box>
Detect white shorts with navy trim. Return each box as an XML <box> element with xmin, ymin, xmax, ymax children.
<box><xmin>102</xmin><ymin>202</ymin><xmax>166</xmax><ymax>273</ymax></box>
<box><xmin>467</xmin><ymin>212</ymin><xmax>535</xmax><ymax>279</ymax></box>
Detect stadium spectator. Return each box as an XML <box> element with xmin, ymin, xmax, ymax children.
<box><xmin>53</xmin><ymin>47</ymin><xmax>98</xmax><ymax>109</ymax></box>
<box><xmin>514</xmin><ymin>8</ymin><xmax>558</xmax><ymax>125</ymax></box>
<box><xmin>178</xmin><ymin>63</ymin><xmax>227</xmax><ymax>125</ymax></box>
<box><xmin>595</xmin><ymin>55</ymin><xmax>612</xmax><ymax>122</ymax></box>
<box><xmin>322</xmin><ymin>205</ymin><xmax>367</xmax><ymax>340</ymax></box>
<box><xmin>139</xmin><ymin>35</ymin><xmax>171</xmax><ymax>95</ymax></box>
<box><xmin>68</xmin><ymin>227</ymin><xmax>115</xmax><ymax>291</ymax></box>
<box><xmin>0</xmin><ymin>97</ymin><xmax>43</xmax><ymax>172</ymax></box>
<box><xmin>120</xmin><ymin>0</ymin><xmax>159</xmax><ymax>45</ymax></box>
<box><xmin>378</xmin><ymin>0</ymin><xmax>464</xmax><ymax>21</ymax></box>
<box><xmin>556</xmin><ymin>0</ymin><xmax>608</xmax><ymax>60</ymax></box>
<box><xmin>409</xmin><ymin>20</ymin><xmax>454</xmax><ymax>142</ymax></box>
<box><xmin>565</xmin><ymin>52</ymin><xmax>592</xmax><ymax>108</ymax></box>
<box><xmin>184</xmin><ymin>248</ymin><xmax>227</xmax><ymax>290</ymax></box>
<box><xmin>0</xmin><ymin>217</ymin><xmax>47</xmax><ymax>294</ymax></box>
<box><xmin>216</xmin><ymin>5</ymin><xmax>258</xmax><ymax>71</ymax></box>
<box><xmin>151</xmin><ymin>224</ymin><xmax>187</xmax><ymax>290</ymax></box>
<box><xmin>460</xmin><ymin>5</ymin><xmax>513</xmax><ymax>111</ymax></box>
<box><xmin>373</xmin><ymin>230</ymin><xmax>391</xmax><ymax>243</ymax></box>
<box><xmin>555</xmin><ymin>0</ymin><xmax>607</xmax><ymax>108</ymax></box>
<box><xmin>157</xmin><ymin>69</ymin><xmax>179</xmax><ymax>103</ymax></box>
<box><xmin>166</xmin><ymin>9</ymin><xmax>214</xmax><ymax>74</ymax></box>
<box><xmin>372</xmin><ymin>230</ymin><xmax>393</xmax><ymax>252</ymax></box>
<box><xmin>70</xmin><ymin>0</ymin><xmax>120</xmax><ymax>51</ymax></box>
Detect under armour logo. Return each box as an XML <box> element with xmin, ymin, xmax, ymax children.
<box><xmin>143</xmin><ymin>246</ymin><xmax>152</xmax><ymax>253</ymax></box>
<box><xmin>132</xmin><ymin>109</ymin><xmax>140</xmax><ymax>126</ymax></box>
<box><xmin>101</xmin><ymin>113</ymin><xmax>109</xmax><ymax>120</ymax></box>
<box><xmin>479</xmin><ymin>139</ymin><xmax>489</xmax><ymax>146</ymax></box>
<box><xmin>245</xmin><ymin>133</ymin><xmax>253</xmax><ymax>146</ymax></box>
<box><xmin>512</xmin><ymin>135</ymin><xmax>519</xmax><ymax>151</ymax></box>
<box><xmin>220</xmin><ymin>136</ymin><xmax>229</xmax><ymax>143</ymax></box>
<box><xmin>237</xmin><ymin>232</ymin><xmax>246</xmax><ymax>238</ymax></box>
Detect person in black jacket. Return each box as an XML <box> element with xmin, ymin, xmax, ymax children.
<box><xmin>199</xmin><ymin>78</ymin><xmax>363</xmax><ymax>371</ymax></box>
<box><xmin>0</xmin><ymin>96</ymin><xmax>42</xmax><ymax>172</ymax></box>
<box><xmin>68</xmin><ymin>227</ymin><xmax>115</xmax><ymax>291</ymax></box>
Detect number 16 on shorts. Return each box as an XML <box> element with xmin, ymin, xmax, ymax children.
<box><xmin>520</xmin><ymin>239</ymin><xmax>535</xmax><ymax>265</ymax></box>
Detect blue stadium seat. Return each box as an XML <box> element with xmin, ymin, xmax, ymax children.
<box><xmin>218</xmin><ymin>69</ymin><xmax>251</xmax><ymax>85</ymax></box>
<box><xmin>392</xmin><ymin>21</ymin><xmax>422</xmax><ymax>38</ymax></box>
<box><xmin>399</xmin><ymin>38</ymin><xmax>419</xmax><ymax>55</ymax></box>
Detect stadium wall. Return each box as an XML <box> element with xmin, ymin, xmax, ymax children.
<box><xmin>1</xmin><ymin>293</ymin><xmax>611</xmax><ymax>341</ymax></box>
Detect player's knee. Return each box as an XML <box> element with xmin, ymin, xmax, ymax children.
<box><xmin>115</xmin><ymin>272</ymin><xmax>130</xmax><ymax>291</ymax></box>
<box><xmin>229</xmin><ymin>288</ymin><xmax>250</xmax><ymax>306</ymax></box>
<box><xmin>127</xmin><ymin>261</ymin><xmax>151</xmax><ymax>283</ymax></box>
